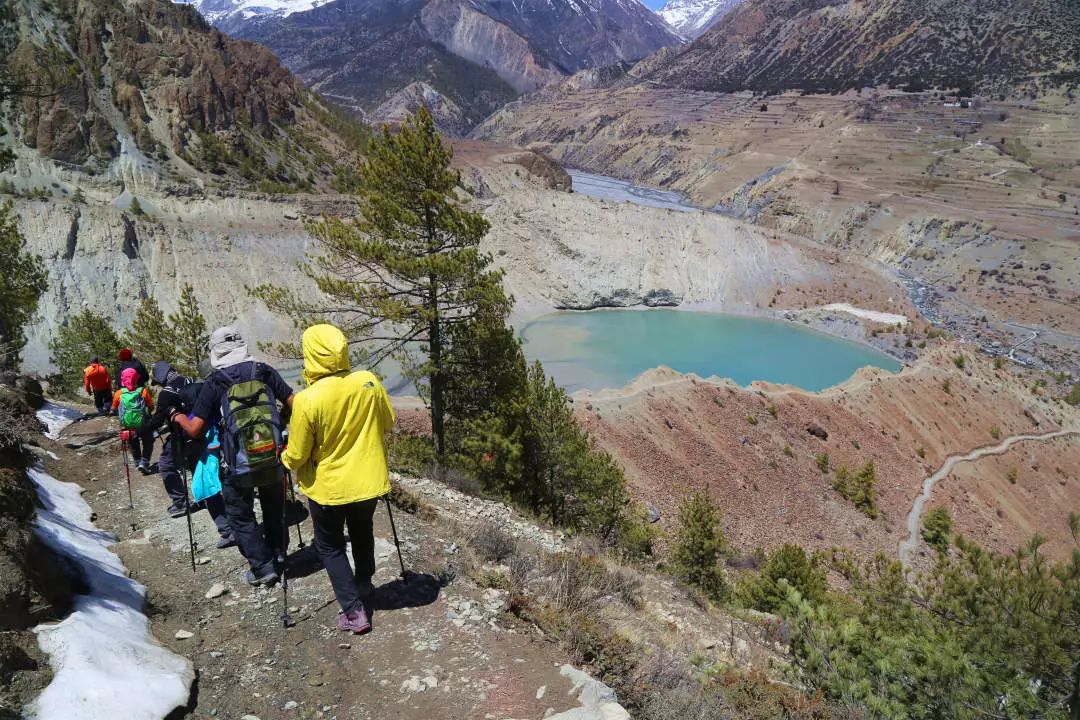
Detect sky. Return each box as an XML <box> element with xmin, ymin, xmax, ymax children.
<box><xmin>641</xmin><ymin>0</ymin><xmax>667</xmax><ymax>9</ymax></box>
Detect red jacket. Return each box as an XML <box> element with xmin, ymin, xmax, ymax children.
<box><xmin>83</xmin><ymin>363</ymin><xmax>112</xmax><ymax>392</ymax></box>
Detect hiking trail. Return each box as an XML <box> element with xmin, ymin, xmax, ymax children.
<box><xmin>898</xmin><ymin>426</ymin><xmax>1080</xmax><ymax>565</ymax></box>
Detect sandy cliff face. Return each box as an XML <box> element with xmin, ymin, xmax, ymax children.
<box><xmin>16</xmin><ymin>192</ymin><xmax>320</xmax><ymax>369</ymax></box>
<box><xmin>419</xmin><ymin>0</ymin><xmax>563</xmax><ymax>94</ymax></box>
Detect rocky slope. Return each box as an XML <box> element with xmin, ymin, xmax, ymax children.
<box><xmin>228</xmin><ymin>0</ymin><xmax>680</xmax><ymax>132</ymax></box>
<box><xmin>657</xmin><ymin>0</ymin><xmax>742</xmax><ymax>39</ymax></box>
<box><xmin>643</xmin><ymin>0</ymin><xmax>1080</xmax><ymax>94</ymax></box>
<box><xmin>575</xmin><ymin>346</ymin><xmax>1080</xmax><ymax>566</ymax></box>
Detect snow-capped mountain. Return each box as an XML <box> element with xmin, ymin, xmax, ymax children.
<box><xmin>657</xmin><ymin>0</ymin><xmax>742</xmax><ymax>39</ymax></box>
<box><xmin>176</xmin><ymin>0</ymin><xmax>324</xmax><ymax>32</ymax></box>
<box><xmin>193</xmin><ymin>0</ymin><xmax>680</xmax><ymax>133</ymax></box>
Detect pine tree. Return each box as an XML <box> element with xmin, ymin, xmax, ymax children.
<box><xmin>128</xmin><ymin>196</ymin><xmax>144</xmax><ymax>216</ymax></box>
<box><xmin>921</xmin><ymin>505</ymin><xmax>953</xmax><ymax>554</ymax></box>
<box><xmin>670</xmin><ymin>489</ymin><xmax>729</xmax><ymax>601</ymax></box>
<box><xmin>168</xmin><ymin>283</ymin><xmax>209</xmax><ymax>376</ymax></box>
<box><xmin>0</xmin><ymin>202</ymin><xmax>48</xmax><ymax>370</ymax></box>
<box><xmin>49</xmin><ymin>309</ymin><xmax>122</xmax><ymax>394</ymax></box>
<box><xmin>253</xmin><ymin>108</ymin><xmax>500</xmax><ymax>456</ymax></box>
<box><xmin>124</xmin><ymin>296</ymin><xmax>176</xmax><ymax>368</ymax></box>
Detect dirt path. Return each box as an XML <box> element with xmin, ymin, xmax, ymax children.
<box><xmin>898</xmin><ymin>426</ymin><xmax>1080</xmax><ymax>565</ymax></box>
<box><xmin>42</xmin><ymin>411</ymin><xmax>625</xmax><ymax>720</ymax></box>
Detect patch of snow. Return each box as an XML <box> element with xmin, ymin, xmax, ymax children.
<box><xmin>36</xmin><ymin>402</ymin><xmax>85</xmax><ymax>439</ymax></box>
<box><xmin>819</xmin><ymin>303</ymin><xmax>908</xmax><ymax>326</ymax></box>
<box><xmin>23</xmin><ymin>466</ymin><xmax>193</xmax><ymax>720</ymax></box>
<box><xmin>547</xmin><ymin>664</ymin><xmax>630</xmax><ymax>719</ymax></box>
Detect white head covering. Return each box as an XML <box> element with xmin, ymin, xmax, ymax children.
<box><xmin>209</xmin><ymin>325</ymin><xmax>254</xmax><ymax>370</ymax></box>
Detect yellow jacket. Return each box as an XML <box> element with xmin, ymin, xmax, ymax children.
<box><xmin>282</xmin><ymin>324</ymin><xmax>395</xmax><ymax>506</ymax></box>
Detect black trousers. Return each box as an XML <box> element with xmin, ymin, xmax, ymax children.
<box><xmin>92</xmin><ymin>389</ymin><xmax>111</xmax><ymax>414</ymax></box>
<box><xmin>220</xmin><ymin>477</ymin><xmax>287</xmax><ymax>575</ymax></box>
<box><xmin>156</xmin><ymin>439</ymin><xmax>189</xmax><ymax>506</ymax></box>
<box><xmin>124</xmin><ymin>427</ymin><xmax>155</xmax><ymax>464</ymax></box>
<box><xmin>308</xmin><ymin>497</ymin><xmax>378</xmax><ymax>614</ymax></box>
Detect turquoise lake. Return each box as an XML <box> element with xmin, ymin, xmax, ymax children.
<box><xmin>519</xmin><ymin>309</ymin><xmax>902</xmax><ymax>393</ymax></box>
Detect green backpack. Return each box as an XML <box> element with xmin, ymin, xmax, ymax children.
<box><xmin>218</xmin><ymin>366</ymin><xmax>283</xmax><ymax>488</ymax></box>
<box><xmin>119</xmin><ymin>387</ymin><xmax>147</xmax><ymax>430</ymax></box>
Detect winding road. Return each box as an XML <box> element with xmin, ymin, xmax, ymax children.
<box><xmin>898</xmin><ymin>426</ymin><xmax>1080</xmax><ymax>566</ymax></box>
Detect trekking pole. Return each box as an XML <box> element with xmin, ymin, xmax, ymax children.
<box><xmin>284</xmin><ymin>469</ymin><xmax>306</xmax><ymax>549</ymax></box>
<box><xmin>279</xmin><ymin>468</ymin><xmax>294</xmax><ymax>629</ymax></box>
<box><xmin>383</xmin><ymin>494</ymin><xmax>408</xmax><ymax>585</ymax></box>
<box><xmin>169</xmin><ymin>433</ymin><xmax>198</xmax><ymax>574</ymax></box>
<box><xmin>120</xmin><ymin>435</ymin><xmax>136</xmax><ymax>531</ymax></box>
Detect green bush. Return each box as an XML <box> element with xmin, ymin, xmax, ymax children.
<box><xmin>48</xmin><ymin>309</ymin><xmax>122</xmax><ymax>395</ymax></box>
<box><xmin>833</xmin><ymin>461</ymin><xmax>879</xmax><ymax>518</ymax></box>
<box><xmin>670</xmin><ymin>489</ymin><xmax>729</xmax><ymax>602</ymax></box>
<box><xmin>737</xmin><ymin>543</ymin><xmax>828</xmax><ymax>614</ymax></box>
<box><xmin>815</xmin><ymin>452</ymin><xmax>830</xmax><ymax>473</ymax></box>
<box><xmin>921</xmin><ymin>506</ymin><xmax>952</xmax><ymax>553</ymax></box>
<box><xmin>786</xmin><ymin>533</ymin><xmax>1080</xmax><ymax>719</ymax></box>
<box><xmin>0</xmin><ymin>202</ymin><xmax>48</xmax><ymax>369</ymax></box>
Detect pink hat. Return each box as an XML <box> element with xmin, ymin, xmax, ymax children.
<box><xmin>120</xmin><ymin>367</ymin><xmax>139</xmax><ymax>391</ymax></box>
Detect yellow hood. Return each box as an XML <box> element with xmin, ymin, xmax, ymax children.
<box><xmin>302</xmin><ymin>324</ymin><xmax>351</xmax><ymax>385</ymax></box>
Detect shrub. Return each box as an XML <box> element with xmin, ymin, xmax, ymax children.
<box><xmin>921</xmin><ymin>506</ymin><xmax>952</xmax><ymax>553</ymax></box>
<box><xmin>1006</xmin><ymin>466</ymin><xmax>1018</xmax><ymax>484</ymax></box>
<box><xmin>767</xmin><ymin>403</ymin><xmax>778</xmax><ymax>418</ymax></box>
<box><xmin>746</xmin><ymin>414</ymin><xmax>758</xmax><ymax>426</ymax></box>
<box><xmin>0</xmin><ymin>203</ymin><xmax>48</xmax><ymax>369</ymax></box>
<box><xmin>916</xmin><ymin>446</ymin><xmax>926</xmax><ymax>459</ymax></box>
<box><xmin>989</xmin><ymin>426</ymin><xmax>1001</xmax><ymax>440</ymax></box>
<box><xmin>833</xmin><ymin>462</ymin><xmax>879</xmax><ymax>518</ymax></box>
<box><xmin>387</xmin><ymin>431</ymin><xmax>436</xmax><ymax>476</ymax></box>
<box><xmin>942</xmin><ymin>379</ymin><xmax>951</xmax><ymax>394</ymax></box>
<box><xmin>738</xmin><ymin>543</ymin><xmax>828</xmax><ymax>614</ymax></box>
<box><xmin>815</xmin><ymin>453</ymin><xmax>830</xmax><ymax>473</ymax></box>
<box><xmin>1067</xmin><ymin>382</ymin><xmax>1080</xmax><ymax>406</ymax></box>
<box><xmin>670</xmin><ymin>489</ymin><xmax>729</xmax><ymax>602</ymax></box>
<box><xmin>782</xmin><ymin>444</ymin><xmax>794</xmax><ymax>457</ymax></box>
<box><xmin>952</xmin><ymin>355</ymin><xmax>966</xmax><ymax>369</ymax></box>
<box><xmin>469</xmin><ymin>523</ymin><xmax>517</xmax><ymax>563</ymax></box>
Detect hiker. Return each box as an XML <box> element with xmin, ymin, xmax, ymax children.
<box><xmin>282</xmin><ymin>324</ymin><xmax>395</xmax><ymax>635</ymax></box>
<box><xmin>147</xmin><ymin>362</ymin><xmax>234</xmax><ymax>548</ymax></box>
<box><xmin>171</xmin><ymin>326</ymin><xmax>294</xmax><ymax>586</ymax></box>
<box><xmin>117</xmin><ymin>347</ymin><xmax>149</xmax><ymax>387</ymax></box>
<box><xmin>112</xmin><ymin>367</ymin><xmax>155</xmax><ymax>473</ymax></box>
<box><xmin>83</xmin><ymin>357</ymin><xmax>112</xmax><ymax>415</ymax></box>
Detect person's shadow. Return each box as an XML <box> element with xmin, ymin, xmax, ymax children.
<box><xmin>367</xmin><ymin>572</ymin><xmax>442</xmax><ymax>622</ymax></box>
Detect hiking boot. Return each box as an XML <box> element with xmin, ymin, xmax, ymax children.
<box><xmin>215</xmin><ymin>535</ymin><xmax>237</xmax><ymax>550</ymax></box>
<box><xmin>336</xmin><ymin>606</ymin><xmax>371</xmax><ymax>635</ymax></box>
<box><xmin>167</xmin><ymin>501</ymin><xmax>188</xmax><ymax>518</ymax></box>
<box><xmin>137</xmin><ymin>459</ymin><xmax>150</xmax><ymax>475</ymax></box>
<box><xmin>245</xmin><ymin>568</ymin><xmax>279</xmax><ymax>586</ymax></box>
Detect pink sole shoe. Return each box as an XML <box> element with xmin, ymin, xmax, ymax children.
<box><xmin>337</xmin><ymin>607</ymin><xmax>372</xmax><ymax>635</ymax></box>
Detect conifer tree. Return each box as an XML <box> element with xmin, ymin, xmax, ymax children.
<box><xmin>253</xmin><ymin>108</ymin><xmax>502</xmax><ymax>456</ymax></box>
<box><xmin>0</xmin><ymin>202</ymin><xmax>47</xmax><ymax>370</ymax></box>
<box><xmin>670</xmin><ymin>489</ymin><xmax>729</xmax><ymax>601</ymax></box>
<box><xmin>124</xmin><ymin>296</ymin><xmax>176</xmax><ymax>368</ymax></box>
<box><xmin>168</xmin><ymin>283</ymin><xmax>209</xmax><ymax>376</ymax></box>
<box><xmin>49</xmin><ymin>309</ymin><xmax>122</xmax><ymax>394</ymax></box>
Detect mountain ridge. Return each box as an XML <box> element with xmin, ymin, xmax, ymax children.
<box><xmin>643</xmin><ymin>0</ymin><xmax>1080</xmax><ymax>94</ymax></box>
<box><xmin>203</xmin><ymin>0</ymin><xmax>681</xmax><ymax>132</ymax></box>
